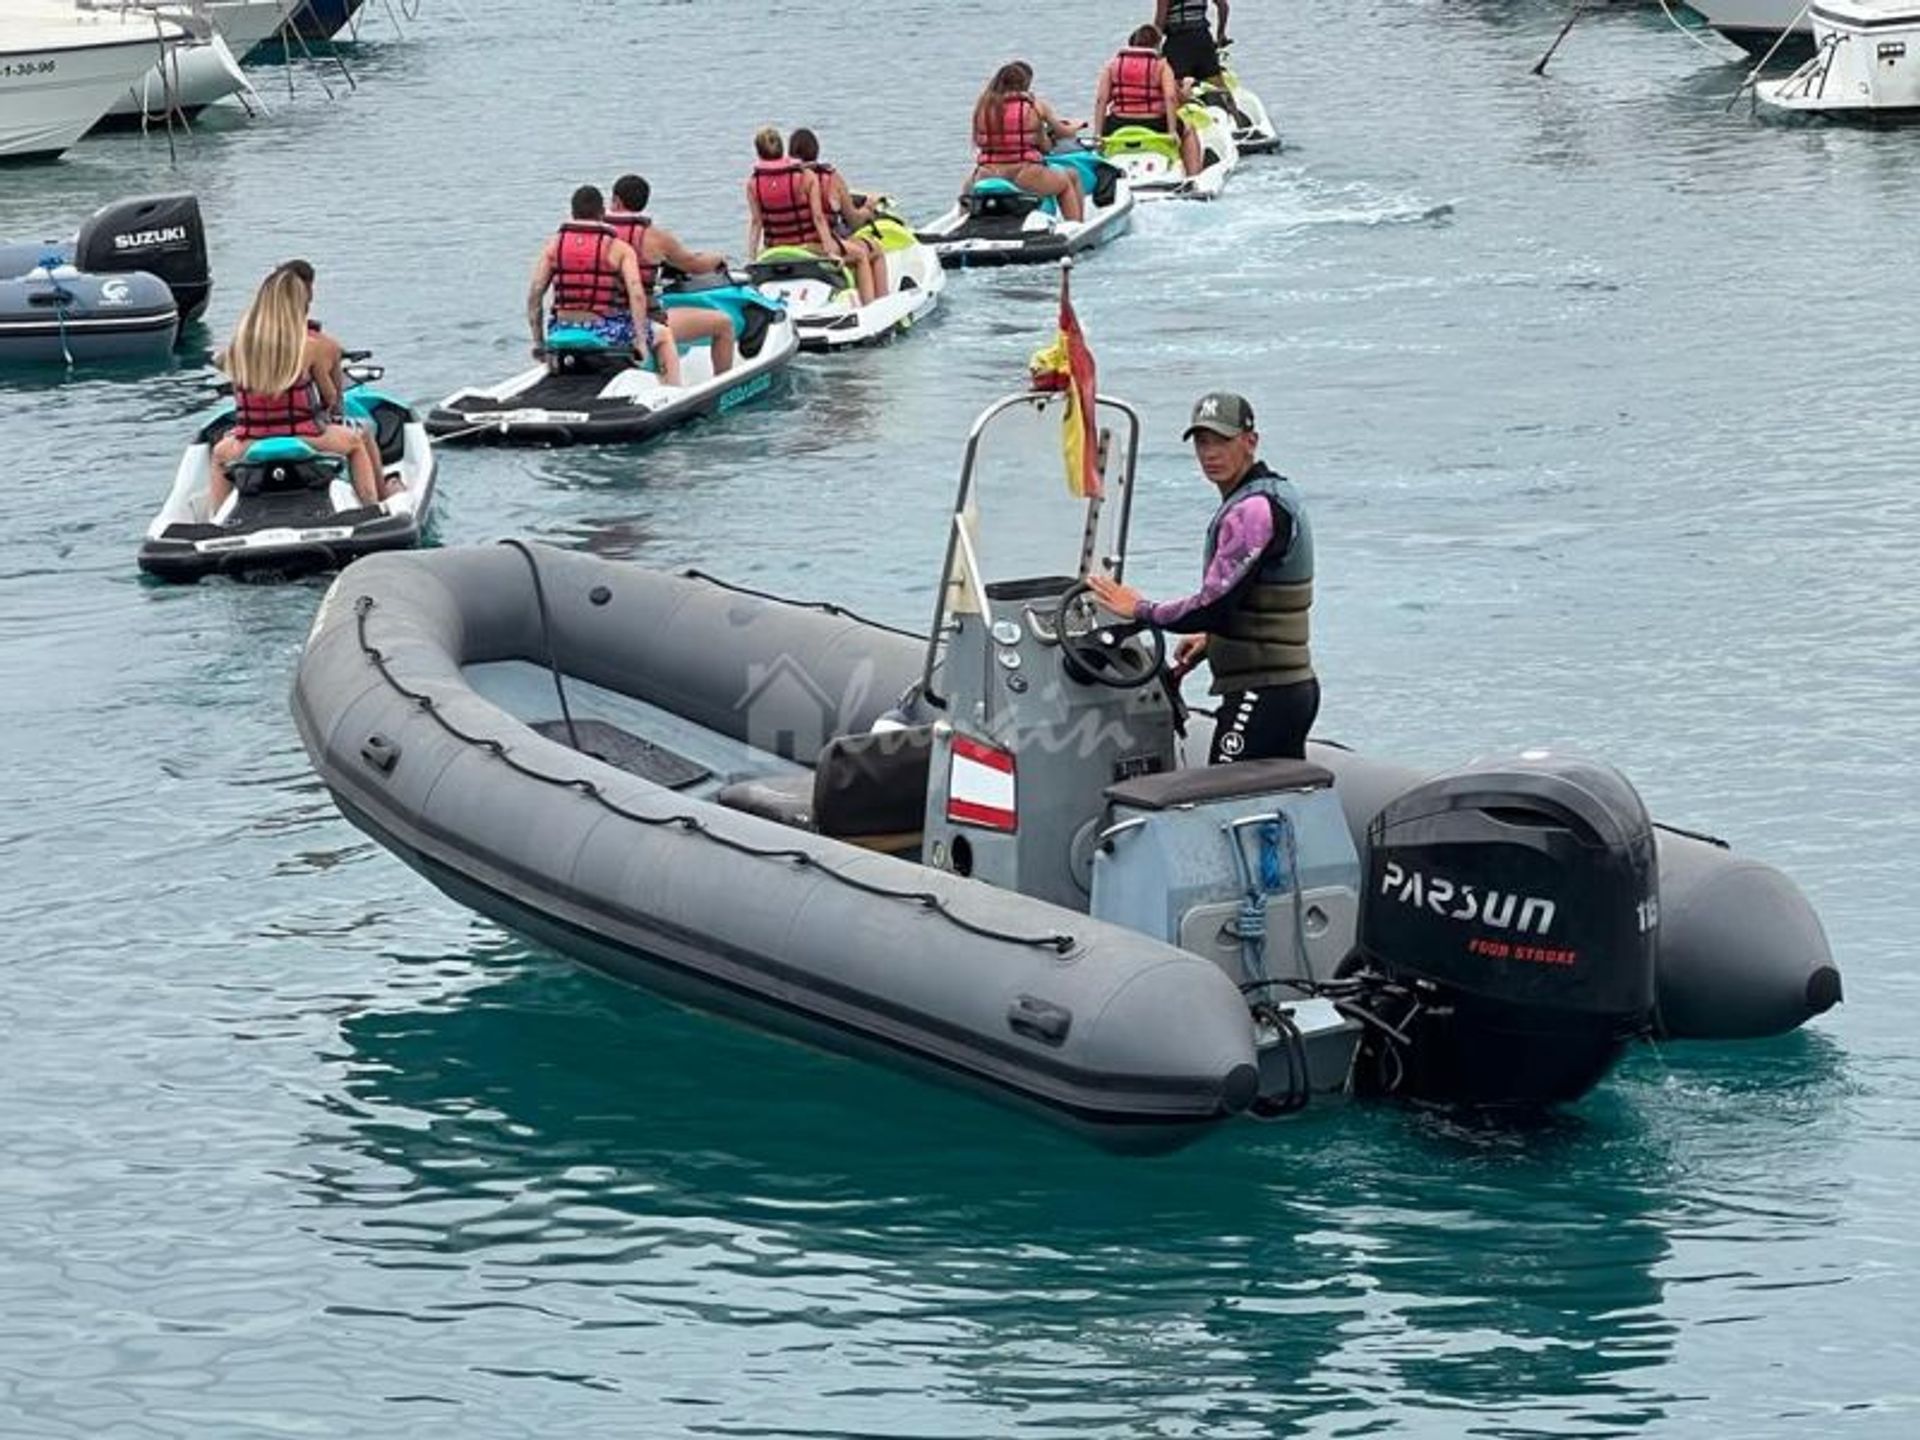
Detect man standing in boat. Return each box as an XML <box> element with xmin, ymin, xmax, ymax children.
<box><xmin>1086</xmin><ymin>391</ymin><xmax>1320</xmax><ymax>764</ymax></box>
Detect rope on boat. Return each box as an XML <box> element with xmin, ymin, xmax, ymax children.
<box><xmin>1728</xmin><ymin>2</ymin><xmax>1816</xmax><ymax>111</ymax></box>
<box><xmin>678</xmin><ymin>569</ymin><xmax>925</xmax><ymax>641</ymax></box>
<box><xmin>348</xmin><ymin>584</ymin><xmax>1079</xmax><ymax>956</ymax></box>
<box><xmin>1655</xmin><ymin>0</ymin><xmax>1729</xmax><ymax>59</ymax></box>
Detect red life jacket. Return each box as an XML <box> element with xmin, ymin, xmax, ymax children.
<box><xmin>752</xmin><ymin>160</ymin><xmax>815</xmax><ymax>248</ymax></box>
<box><xmin>233</xmin><ymin>378</ymin><xmax>325</xmax><ymax>441</ymax></box>
<box><xmin>976</xmin><ymin>93</ymin><xmax>1041</xmax><ymax>166</ymax></box>
<box><xmin>604</xmin><ymin>211</ymin><xmax>658</xmax><ymax>300</ymax></box>
<box><xmin>1108</xmin><ymin>48</ymin><xmax>1165</xmax><ymax>117</ymax></box>
<box><xmin>550</xmin><ymin>221</ymin><xmax>624</xmax><ymax>317</ymax></box>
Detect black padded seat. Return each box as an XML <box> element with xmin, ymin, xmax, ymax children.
<box><xmin>716</xmin><ymin>726</ymin><xmax>935</xmax><ymax>849</ymax></box>
<box><xmin>1105</xmin><ymin>759</ymin><xmax>1333</xmax><ymax>812</ymax></box>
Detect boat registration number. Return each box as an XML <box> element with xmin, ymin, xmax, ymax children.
<box><xmin>1</xmin><ymin>61</ymin><xmax>57</xmax><ymax>78</ymax></box>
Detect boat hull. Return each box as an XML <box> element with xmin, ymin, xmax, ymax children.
<box><xmin>0</xmin><ymin>34</ymin><xmax>166</xmax><ymax>160</ymax></box>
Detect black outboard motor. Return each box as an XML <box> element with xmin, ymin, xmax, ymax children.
<box><xmin>74</xmin><ymin>195</ymin><xmax>212</xmax><ymax>325</ymax></box>
<box><xmin>1347</xmin><ymin>753</ymin><xmax>1658</xmax><ymax>1107</ymax></box>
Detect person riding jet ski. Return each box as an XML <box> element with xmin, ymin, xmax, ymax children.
<box><xmin>1156</xmin><ymin>0</ymin><xmax>1231</xmax><ymax>84</ymax></box>
<box><xmin>970</xmin><ymin>61</ymin><xmax>1087</xmax><ymax>223</ymax></box>
<box><xmin>1086</xmin><ymin>390</ymin><xmax>1319</xmax><ymax>764</ymax></box>
<box><xmin>526</xmin><ymin>184</ymin><xmax>676</xmax><ymax>385</ymax></box>
<box><xmin>787</xmin><ymin>127</ymin><xmax>888</xmax><ymax>299</ymax></box>
<box><xmin>1095</xmin><ymin>24</ymin><xmax>1202</xmax><ymax>177</ymax></box>
<box><xmin>605</xmin><ymin>173</ymin><xmax>736</xmax><ymax>376</ymax></box>
<box><xmin>745</xmin><ymin>127</ymin><xmax>877</xmax><ymax>306</ymax></box>
<box><xmin>209</xmin><ymin>267</ymin><xmax>381</xmax><ymax>514</ymax></box>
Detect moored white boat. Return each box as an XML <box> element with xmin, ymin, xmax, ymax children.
<box><xmin>0</xmin><ymin>5</ymin><xmax>171</xmax><ymax>159</ymax></box>
<box><xmin>1756</xmin><ymin>0</ymin><xmax>1920</xmax><ymax>114</ymax></box>
<box><xmin>101</xmin><ymin>30</ymin><xmax>252</xmax><ymax>122</ymax></box>
<box><xmin>205</xmin><ymin>0</ymin><xmax>295</xmax><ymax>60</ymax></box>
<box><xmin>1683</xmin><ymin>0</ymin><xmax>1817</xmax><ymax>59</ymax></box>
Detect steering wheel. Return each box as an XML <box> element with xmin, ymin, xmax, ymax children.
<box><xmin>1052</xmin><ymin>580</ymin><xmax>1167</xmax><ymax>690</ymax></box>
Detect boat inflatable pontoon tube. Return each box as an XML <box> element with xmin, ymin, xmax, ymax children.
<box><xmin>293</xmin><ymin>544</ymin><xmax>1840</xmax><ymax>1148</ymax></box>
<box><xmin>0</xmin><ymin>195</ymin><xmax>210</xmax><ymax>366</ymax></box>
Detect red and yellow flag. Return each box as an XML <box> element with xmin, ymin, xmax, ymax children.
<box><xmin>1027</xmin><ymin>266</ymin><xmax>1101</xmax><ymax>499</ymax></box>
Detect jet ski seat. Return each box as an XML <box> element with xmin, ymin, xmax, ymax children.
<box><xmin>966</xmin><ymin>179</ymin><xmax>1051</xmax><ymax>219</ymax></box>
<box><xmin>1101</xmin><ymin>126</ymin><xmax>1182</xmax><ymax>162</ymax></box>
<box><xmin>748</xmin><ymin>248</ymin><xmax>852</xmax><ymax>292</ymax></box>
<box><xmin>230</xmin><ymin>438</ymin><xmax>343</xmax><ymax>498</ymax></box>
<box><xmin>718</xmin><ymin>724</ymin><xmax>935</xmax><ymax>853</ymax></box>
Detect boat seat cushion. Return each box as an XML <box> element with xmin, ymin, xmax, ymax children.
<box><xmin>811</xmin><ymin>725</ymin><xmax>933</xmax><ymax>838</ymax></box>
<box><xmin>717</xmin><ymin>725</ymin><xmax>934</xmax><ymax>840</ymax></box>
<box><xmin>1106</xmin><ymin>758</ymin><xmax>1333</xmax><ymax>812</ymax></box>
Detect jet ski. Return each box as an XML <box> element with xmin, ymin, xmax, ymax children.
<box><xmin>1197</xmin><ymin>50</ymin><xmax>1281</xmax><ymax>155</ymax></box>
<box><xmin>424</xmin><ymin>274</ymin><xmax>797</xmax><ymax>446</ymax></box>
<box><xmin>1098</xmin><ymin>100</ymin><xmax>1239</xmax><ymax>202</ymax></box>
<box><xmin>746</xmin><ymin>211</ymin><xmax>944</xmax><ymax>351</ymax></box>
<box><xmin>917</xmin><ymin>150</ymin><xmax>1134</xmax><ymax>269</ymax></box>
<box><xmin>139</xmin><ymin>357</ymin><xmax>436</xmax><ymax>582</ymax></box>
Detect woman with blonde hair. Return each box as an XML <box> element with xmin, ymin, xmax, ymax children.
<box><xmin>745</xmin><ymin>125</ymin><xmax>876</xmax><ymax>305</ymax></box>
<box><xmin>209</xmin><ymin>268</ymin><xmax>381</xmax><ymax>515</ymax></box>
<box><xmin>970</xmin><ymin>60</ymin><xmax>1084</xmax><ymax>222</ymax></box>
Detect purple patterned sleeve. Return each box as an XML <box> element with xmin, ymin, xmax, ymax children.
<box><xmin>1136</xmin><ymin>495</ymin><xmax>1278</xmax><ymax>633</ymax></box>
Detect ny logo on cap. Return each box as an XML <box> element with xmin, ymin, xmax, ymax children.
<box><xmin>1199</xmin><ymin>396</ymin><xmax>1220</xmax><ymax>417</ymax></box>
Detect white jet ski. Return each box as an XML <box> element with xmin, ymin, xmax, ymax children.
<box><xmin>917</xmin><ymin>150</ymin><xmax>1134</xmax><ymax>268</ymax></box>
<box><xmin>746</xmin><ymin>212</ymin><xmax>944</xmax><ymax>351</ymax></box>
<box><xmin>424</xmin><ymin>274</ymin><xmax>798</xmax><ymax>446</ymax></box>
<box><xmin>1197</xmin><ymin>47</ymin><xmax>1281</xmax><ymax>155</ymax></box>
<box><xmin>1098</xmin><ymin>99</ymin><xmax>1239</xmax><ymax>201</ymax></box>
<box><xmin>139</xmin><ymin>357</ymin><xmax>436</xmax><ymax>582</ymax></box>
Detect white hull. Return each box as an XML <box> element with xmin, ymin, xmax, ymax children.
<box><xmin>1214</xmin><ymin>71</ymin><xmax>1281</xmax><ymax>154</ymax></box>
<box><xmin>752</xmin><ymin>233</ymin><xmax>946</xmax><ymax>350</ymax></box>
<box><xmin>1757</xmin><ymin>0</ymin><xmax>1920</xmax><ymax>112</ymax></box>
<box><xmin>0</xmin><ymin>14</ymin><xmax>170</xmax><ymax>158</ymax></box>
<box><xmin>151</xmin><ymin>420</ymin><xmax>434</xmax><ymax>535</ymax></box>
<box><xmin>103</xmin><ymin>34</ymin><xmax>249</xmax><ymax>118</ymax></box>
<box><xmin>918</xmin><ymin>177</ymin><xmax>1136</xmax><ymax>268</ymax></box>
<box><xmin>1099</xmin><ymin>104</ymin><xmax>1240</xmax><ymax>202</ymax></box>
<box><xmin>207</xmin><ymin>0</ymin><xmax>295</xmax><ymax>58</ymax></box>
<box><xmin>1683</xmin><ymin>0</ymin><xmax>1815</xmax><ymax>51</ymax></box>
<box><xmin>426</xmin><ymin>310</ymin><xmax>801</xmax><ymax>444</ymax></box>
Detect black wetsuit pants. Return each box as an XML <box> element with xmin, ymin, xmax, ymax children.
<box><xmin>1164</xmin><ymin>26</ymin><xmax>1222</xmax><ymax>83</ymax></box>
<box><xmin>1210</xmin><ymin>679</ymin><xmax>1321</xmax><ymax>764</ymax></box>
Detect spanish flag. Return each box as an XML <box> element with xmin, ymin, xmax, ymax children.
<box><xmin>1027</xmin><ymin>266</ymin><xmax>1101</xmax><ymax>499</ymax></box>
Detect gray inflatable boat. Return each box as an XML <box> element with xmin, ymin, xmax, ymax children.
<box><xmin>293</xmin><ymin>393</ymin><xmax>1840</xmax><ymax>1149</ymax></box>
<box><xmin>0</xmin><ymin>195</ymin><xmax>211</xmax><ymax>368</ymax></box>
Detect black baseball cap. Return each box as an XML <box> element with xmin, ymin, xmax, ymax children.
<box><xmin>1182</xmin><ymin>390</ymin><xmax>1256</xmax><ymax>440</ymax></box>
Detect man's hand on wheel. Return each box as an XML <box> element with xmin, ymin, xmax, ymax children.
<box><xmin>1085</xmin><ymin>573</ymin><xmax>1142</xmax><ymax>617</ymax></box>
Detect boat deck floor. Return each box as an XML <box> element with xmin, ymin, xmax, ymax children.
<box><xmin>465</xmin><ymin>660</ymin><xmax>807</xmax><ymax>802</ymax></box>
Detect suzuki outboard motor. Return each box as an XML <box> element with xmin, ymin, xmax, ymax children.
<box><xmin>1349</xmin><ymin>752</ymin><xmax>1658</xmax><ymax>1107</ymax></box>
<box><xmin>74</xmin><ymin>195</ymin><xmax>211</xmax><ymax>325</ymax></box>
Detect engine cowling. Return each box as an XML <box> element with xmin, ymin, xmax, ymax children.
<box><xmin>1350</xmin><ymin>752</ymin><xmax>1658</xmax><ymax>1107</ymax></box>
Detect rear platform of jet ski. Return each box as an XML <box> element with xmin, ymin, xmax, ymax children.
<box><xmin>425</xmin><ymin>277</ymin><xmax>797</xmax><ymax>445</ymax></box>
<box><xmin>918</xmin><ymin>151</ymin><xmax>1134</xmax><ymax>268</ymax></box>
<box><xmin>139</xmin><ymin>377</ymin><xmax>435</xmax><ymax>582</ymax></box>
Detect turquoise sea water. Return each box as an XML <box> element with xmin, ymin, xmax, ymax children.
<box><xmin>2</xmin><ymin>1</ymin><xmax>1915</xmax><ymax>1433</ymax></box>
